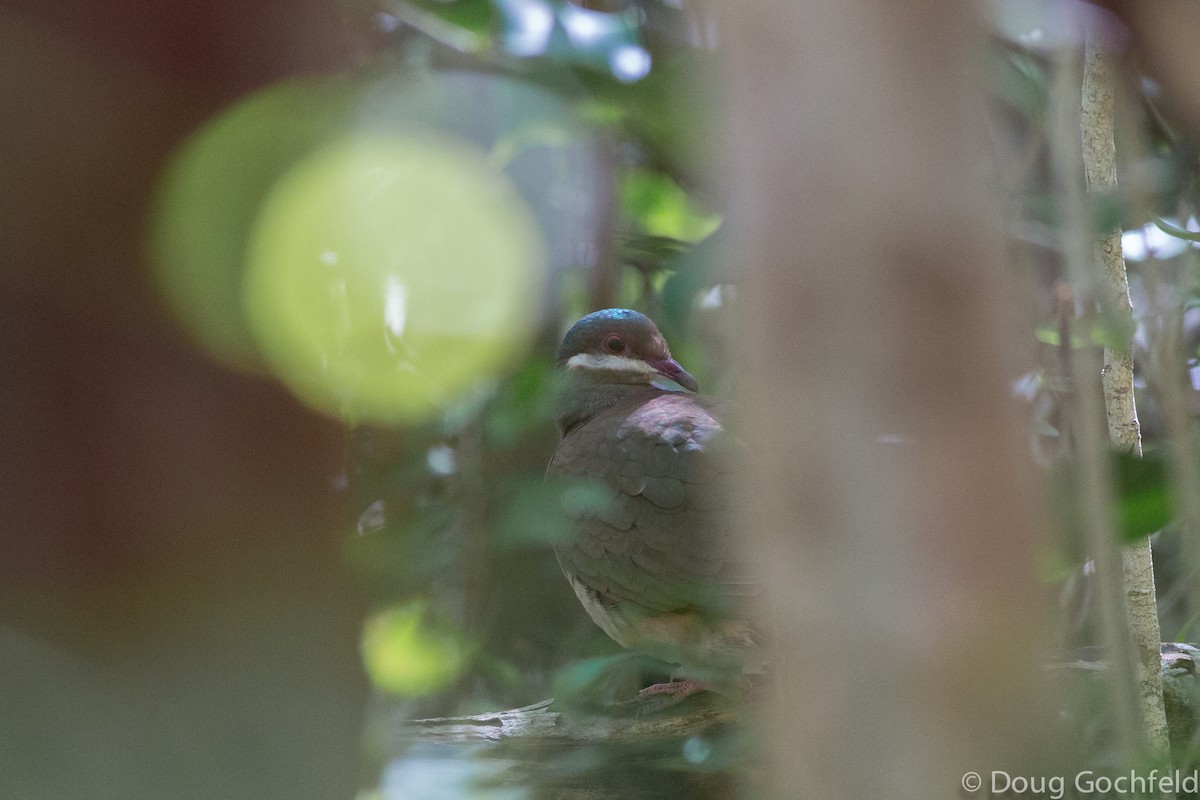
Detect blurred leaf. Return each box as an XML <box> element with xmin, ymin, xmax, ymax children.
<box><xmin>1091</xmin><ymin>190</ymin><xmax>1124</xmax><ymax>233</ymax></box>
<box><xmin>488</xmin><ymin>117</ymin><xmax>579</xmax><ymax>169</ymax></box>
<box><xmin>1047</xmin><ymin>452</ymin><xmax>1171</xmax><ymax>560</ymax></box>
<box><xmin>1093</xmin><ymin>309</ymin><xmax>1135</xmax><ymax>357</ymax></box>
<box><xmin>346</xmin><ymin>501</ymin><xmax>458</xmax><ymax>591</ymax></box>
<box><xmin>1033</xmin><ymin>323</ymin><xmax>1107</xmax><ymax>349</ymax></box>
<box><xmin>1114</xmin><ymin>450</ymin><xmax>1171</xmax><ymax>542</ymax></box>
<box><xmin>621</xmin><ymin>233</ymin><xmax>689</xmax><ymax>266</ymax></box>
<box><xmin>409</xmin><ymin>0</ymin><xmax>497</xmax><ymax>34</ymax></box>
<box><xmin>619</xmin><ymin>49</ymin><xmax>726</xmax><ymax>186</ymax></box>
<box><xmin>660</xmin><ymin>231</ymin><xmax>728</xmax><ymax>337</ymax></box>
<box><xmin>621</xmin><ymin>168</ymin><xmax>720</xmax><ymax>242</ymax></box>
<box><xmin>1035</xmin><ymin>541</ymin><xmax>1079</xmax><ymax>584</ymax></box>
<box><xmin>384</xmin><ymin>0</ymin><xmax>496</xmax><ymax>53</ymax></box>
<box><xmin>483</xmin><ymin>359</ymin><xmax>561</xmax><ymax>447</ymax></box>
<box><xmin>983</xmin><ymin>49</ymin><xmax>1048</xmax><ymax>120</ymax></box>
<box><xmin>1175</xmin><ymin>611</ymin><xmax>1200</xmax><ymax>643</ymax></box>
<box><xmin>362</xmin><ymin>600</ymin><xmax>470</xmax><ymax>696</ymax></box>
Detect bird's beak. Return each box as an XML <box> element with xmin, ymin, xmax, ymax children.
<box><xmin>650</xmin><ymin>358</ymin><xmax>699</xmax><ymax>393</ymax></box>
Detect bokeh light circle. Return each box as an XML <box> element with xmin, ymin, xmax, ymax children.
<box><xmin>243</xmin><ymin>130</ymin><xmax>546</xmax><ymax>425</ymax></box>
<box><xmin>362</xmin><ymin>601</ymin><xmax>467</xmax><ymax>697</ymax></box>
<box><xmin>151</xmin><ymin>79</ymin><xmax>358</xmax><ymax>371</ymax></box>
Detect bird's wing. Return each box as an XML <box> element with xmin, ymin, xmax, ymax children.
<box><xmin>549</xmin><ymin>393</ymin><xmax>755</xmax><ymax>617</ymax></box>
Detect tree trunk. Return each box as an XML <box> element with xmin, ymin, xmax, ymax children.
<box><xmin>725</xmin><ymin>2</ymin><xmax>1055</xmax><ymax>798</ymax></box>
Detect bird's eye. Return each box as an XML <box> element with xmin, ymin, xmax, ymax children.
<box><xmin>603</xmin><ymin>335</ymin><xmax>626</xmax><ymax>354</ymax></box>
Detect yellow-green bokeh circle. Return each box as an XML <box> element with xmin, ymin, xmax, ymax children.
<box><xmin>151</xmin><ymin>79</ymin><xmax>359</xmax><ymax>371</ymax></box>
<box><xmin>243</xmin><ymin>131</ymin><xmax>546</xmax><ymax>425</ymax></box>
<box><xmin>361</xmin><ymin>602</ymin><xmax>466</xmax><ymax>697</ymax></box>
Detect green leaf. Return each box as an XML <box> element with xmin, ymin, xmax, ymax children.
<box><xmin>621</xmin><ymin>169</ymin><xmax>720</xmax><ymax>242</ymax></box>
<box><xmin>1114</xmin><ymin>450</ymin><xmax>1171</xmax><ymax>542</ymax></box>
<box><xmin>483</xmin><ymin>359</ymin><xmax>559</xmax><ymax>446</ymax></box>
<box><xmin>982</xmin><ymin>48</ymin><xmax>1046</xmax><ymax>119</ymax></box>
<box><xmin>395</xmin><ymin>0</ymin><xmax>497</xmax><ymax>51</ymax></box>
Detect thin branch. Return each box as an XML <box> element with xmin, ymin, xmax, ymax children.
<box><xmin>1081</xmin><ymin>27</ymin><xmax>1171</xmax><ymax>762</ymax></box>
<box><xmin>1050</xmin><ymin>40</ymin><xmax>1142</xmax><ymax>761</ymax></box>
<box><xmin>1151</xmin><ymin>215</ymin><xmax>1200</xmax><ymax>244</ymax></box>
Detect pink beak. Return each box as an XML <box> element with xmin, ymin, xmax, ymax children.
<box><xmin>651</xmin><ymin>357</ymin><xmax>699</xmax><ymax>393</ymax></box>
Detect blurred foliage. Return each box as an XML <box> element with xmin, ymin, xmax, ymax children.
<box><xmin>146</xmin><ymin>0</ymin><xmax>1200</xmax><ymax>793</ymax></box>
<box><xmin>985</xmin><ymin>4</ymin><xmax>1200</xmax><ymax>690</ymax></box>
<box><xmin>1113</xmin><ymin>451</ymin><xmax>1173</xmax><ymax>544</ymax></box>
<box><xmin>153</xmin><ymin>0</ymin><xmax>733</xmax><ymax>733</ymax></box>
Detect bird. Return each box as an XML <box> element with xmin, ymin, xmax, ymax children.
<box><xmin>547</xmin><ymin>308</ymin><xmax>759</xmax><ymax>704</ymax></box>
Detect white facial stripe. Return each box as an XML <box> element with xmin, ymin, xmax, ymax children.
<box><xmin>565</xmin><ymin>352</ymin><xmax>656</xmax><ymax>377</ymax></box>
<box><xmin>565</xmin><ymin>352</ymin><xmax>695</xmax><ymax>393</ymax></box>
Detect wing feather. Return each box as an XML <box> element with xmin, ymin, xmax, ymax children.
<box><xmin>550</xmin><ymin>393</ymin><xmax>747</xmax><ymax>617</ymax></box>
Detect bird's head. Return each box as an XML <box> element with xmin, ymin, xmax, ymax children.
<box><xmin>555</xmin><ymin>308</ymin><xmax>698</xmax><ymax>394</ymax></box>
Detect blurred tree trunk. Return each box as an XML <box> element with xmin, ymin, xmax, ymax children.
<box><xmin>725</xmin><ymin>2</ymin><xmax>1057</xmax><ymax>797</ymax></box>
<box><xmin>0</xmin><ymin>6</ymin><xmax>367</xmax><ymax>800</ymax></box>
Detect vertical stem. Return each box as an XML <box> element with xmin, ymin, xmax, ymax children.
<box><xmin>1050</xmin><ymin>43</ymin><xmax>1143</xmax><ymax>761</ymax></box>
<box><xmin>1081</xmin><ymin>30</ymin><xmax>1171</xmax><ymax>763</ymax></box>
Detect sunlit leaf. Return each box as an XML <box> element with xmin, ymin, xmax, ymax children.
<box><xmin>621</xmin><ymin>169</ymin><xmax>720</xmax><ymax>242</ymax></box>
<box><xmin>362</xmin><ymin>600</ymin><xmax>469</xmax><ymax>696</ymax></box>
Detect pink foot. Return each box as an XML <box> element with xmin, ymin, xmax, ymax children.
<box><xmin>637</xmin><ymin>679</ymin><xmax>709</xmax><ymax>702</ymax></box>
<box><xmin>608</xmin><ymin>679</ymin><xmax>712</xmax><ymax>715</ymax></box>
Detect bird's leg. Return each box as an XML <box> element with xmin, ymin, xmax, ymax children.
<box><xmin>638</xmin><ymin>681</ymin><xmax>700</xmax><ymax>695</ymax></box>
<box><xmin>606</xmin><ymin>678</ymin><xmax>712</xmax><ymax>716</ymax></box>
<box><xmin>636</xmin><ymin>678</ymin><xmax>709</xmax><ymax>706</ymax></box>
